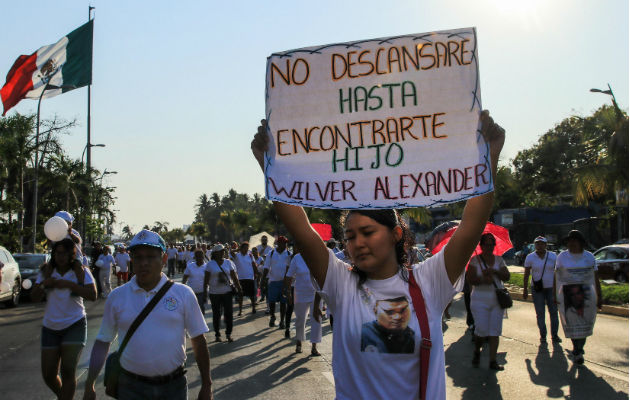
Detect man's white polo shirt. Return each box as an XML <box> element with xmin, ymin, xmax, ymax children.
<box><xmin>95</xmin><ymin>274</ymin><xmax>209</xmax><ymax>376</ymax></box>
<box><xmin>232</xmin><ymin>252</ymin><xmax>255</xmax><ymax>280</ymax></box>
<box><xmin>264</xmin><ymin>249</ymin><xmax>292</xmax><ymax>282</ymax></box>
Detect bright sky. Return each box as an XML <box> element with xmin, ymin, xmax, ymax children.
<box><xmin>2</xmin><ymin>0</ymin><xmax>628</xmax><ymax>234</ymax></box>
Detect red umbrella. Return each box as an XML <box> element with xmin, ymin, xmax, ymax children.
<box><xmin>429</xmin><ymin>222</ymin><xmax>513</xmax><ymax>256</ymax></box>
<box><xmin>311</xmin><ymin>223</ymin><xmax>332</xmax><ymax>241</ymax></box>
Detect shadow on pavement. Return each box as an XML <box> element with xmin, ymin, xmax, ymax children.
<box><xmin>525</xmin><ymin>342</ymin><xmax>627</xmax><ymax>399</ymax></box>
<box><xmin>445</xmin><ymin>332</ymin><xmax>504</xmax><ymax>399</ymax></box>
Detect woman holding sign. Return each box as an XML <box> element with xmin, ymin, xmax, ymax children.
<box><xmin>555</xmin><ymin>230</ymin><xmax>602</xmax><ymax>365</ymax></box>
<box><xmin>251</xmin><ymin>110</ymin><xmax>505</xmax><ymax>399</ymax></box>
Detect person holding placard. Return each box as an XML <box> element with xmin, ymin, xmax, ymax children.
<box><xmin>251</xmin><ymin>110</ymin><xmax>505</xmax><ymax>399</ymax></box>
<box><xmin>555</xmin><ymin>230</ymin><xmax>602</xmax><ymax>365</ymax></box>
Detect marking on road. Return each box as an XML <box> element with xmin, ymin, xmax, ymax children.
<box><xmin>322</xmin><ymin>371</ymin><xmax>335</xmax><ymax>387</ymax></box>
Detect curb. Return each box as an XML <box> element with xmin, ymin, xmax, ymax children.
<box><xmin>506</xmin><ymin>288</ymin><xmax>629</xmax><ymax>318</ymax></box>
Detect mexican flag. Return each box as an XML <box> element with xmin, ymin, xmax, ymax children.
<box><xmin>1</xmin><ymin>20</ymin><xmax>93</xmax><ymax>116</ymax></box>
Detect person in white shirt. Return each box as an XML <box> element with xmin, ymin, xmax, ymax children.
<box><xmin>262</xmin><ymin>236</ymin><xmax>292</xmax><ymax>329</ymax></box>
<box><xmin>182</xmin><ymin>249</ymin><xmax>208</xmax><ymax>313</ymax></box>
<box><xmin>83</xmin><ymin>229</ymin><xmax>212</xmax><ymax>400</ymax></box>
<box><xmin>54</xmin><ymin>211</ymin><xmax>85</xmax><ymax>265</ymax></box>
<box><xmin>256</xmin><ymin>235</ymin><xmax>273</xmax><ymax>259</ymax></box>
<box><xmin>205</xmin><ymin>244</ymin><xmax>242</xmax><ymax>342</ymax></box>
<box><xmin>231</xmin><ymin>241</ymin><xmax>259</xmax><ymax>316</ymax></box>
<box><xmin>114</xmin><ymin>247</ymin><xmax>131</xmax><ymax>286</ymax></box>
<box><xmin>96</xmin><ymin>247</ymin><xmax>115</xmax><ymax>298</ymax></box>
<box><xmin>30</xmin><ymin>238</ymin><xmax>97</xmax><ymax>400</ymax></box>
<box><xmin>250</xmin><ymin>111</ymin><xmax>505</xmax><ymax>399</ymax></box>
<box><xmin>556</xmin><ymin>230</ymin><xmax>602</xmax><ymax>365</ymax></box>
<box><xmin>166</xmin><ymin>244</ymin><xmax>178</xmax><ymax>278</ymax></box>
<box><xmin>467</xmin><ymin>233</ymin><xmax>511</xmax><ymax>371</ymax></box>
<box><xmin>177</xmin><ymin>246</ymin><xmax>186</xmax><ymax>274</ymax></box>
<box><xmin>523</xmin><ymin>236</ymin><xmax>561</xmax><ymax>343</ymax></box>
<box><xmin>285</xmin><ymin>245</ymin><xmax>323</xmax><ymax>356</ymax></box>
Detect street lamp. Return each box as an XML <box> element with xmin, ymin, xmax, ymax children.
<box><xmin>590</xmin><ymin>84</ymin><xmax>623</xmax><ymax>119</ymax></box>
<box><xmin>81</xmin><ymin>143</ymin><xmax>105</xmax><ymax>165</ymax></box>
<box><xmin>99</xmin><ymin>169</ymin><xmax>118</xmax><ymax>181</ymax></box>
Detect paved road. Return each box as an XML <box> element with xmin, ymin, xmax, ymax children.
<box><xmin>0</xmin><ymin>273</ymin><xmax>627</xmax><ymax>399</ymax></box>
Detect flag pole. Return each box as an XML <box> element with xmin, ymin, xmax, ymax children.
<box><xmin>85</xmin><ymin>5</ymin><xmax>95</xmax><ymax>242</ymax></box>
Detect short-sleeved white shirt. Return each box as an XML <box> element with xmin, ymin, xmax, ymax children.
<box><xmin>287</xmin><ymin>254</ymin><xmax>316</xmax><ymax>303</ymax></box>
<box><xmin>184</xmin><ymin>261</ymin><xmax>207</xmax><ymax>294</ymax></box>
<box><xmin>95</xmin><ymin>274</ymin><xmax>209</xmax><ymax>376</ymax></box>
<box><xmin>177</xmin><ymin>251</ymin><xmax>186</xmax><ymax>261</ymax></box>
<box><xmin>205</xmin><ymin>260</ymin><xmax>235</xmax><ymax>294</ymax></box>
<box><xmin>97</xmin><ymin>254</ymin><xmax>115</xmax><ymax>271</ymax></box>
<box><xmin>36</xmin><ymin>267</ymin><xmax>95</xmax><ymax>330</ymax></box>
<box><xmin>524</xmin><ymin>251</ymin><xmax>557</xmax><ymax>289</ymax></box>
<box><xmin>556</xmin><ymin>250</ymin><xmax>597</xmax><ymax>272</ymax></box>
<box><xmin>264</xmin><ymin>249</ymin><xmax>292</xmax><ymax>282</ymax></box>
<box><xmin>232</xmin><ymin>252</ymin><xmax>255</xmax><ymax>280</ymax></box>
<box><xmin>256</xmin><ymin>245</ymin><xmax>273</xmax><ymax>258</ymax></box>
<box><xmin>468</xmin><ymin>255</ymin><xmax>506</xmax><ymax>299</ymax></box>
<box><xmin>115</xmin><ymin>253</ymin><xmax>131</xmax><ymax>273</ymax></box>
<box><xmin>253</xmin><ymin>256</ymin><xmax>265</xmax><ymax>274</ymax></box>
<box><xmin>166</xmin><ymin>248</ymin><xmax>178</xmax><ymax>260</ymax></box>
<box><xmin>318</xmin><ymin>248</ymin><xmax>461</xmax><ymax>400</ymax></box>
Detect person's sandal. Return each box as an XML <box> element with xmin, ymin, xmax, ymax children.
<box><xmin>489</xmin><ymin>361</ymin><xmax>504</xmax><ymax>371</ymax></box>
<box><xmin>472</xmin><ymin>351</ymin><xmax>480</xmax><ymax>367</ymax></box>
<box><xmin>311</xmin><ymin>348</ymin><xmax>321</xmax><ymax>357</ymax></box>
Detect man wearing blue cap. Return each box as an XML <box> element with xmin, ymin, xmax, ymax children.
<box><xmin>83</xmin><ymin>229</ymin><xmax>213</xmax><ymax>400</ymax></box>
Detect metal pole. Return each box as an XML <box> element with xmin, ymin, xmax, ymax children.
<box><xmin>85</xmin><ymin>5</ymin><xmax>95</xmax><ymax>242</ymax></box>
<box><xmin>32</xmin><ymin>85</ymin><xmax>48</xmax><ymax>251</ymax></box>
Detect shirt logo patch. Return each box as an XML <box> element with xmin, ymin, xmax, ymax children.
<box><xmin>164</xmin><ymin>296</ymin><xmax>178</xmax><ymax>311</ymax></box>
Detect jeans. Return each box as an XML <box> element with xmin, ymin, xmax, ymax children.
<box><xmin>209</xmin><ymin>293</ymin><xmax>233</xmax><ymax>336</ymax></box>
<box><xmin>167</xmin><ymin>259</ymin><xmax>176</xmax><ymax>277</ymax></box>
<box><xmin>571</xmin><ymin>338</ymin><xmax>587</xmax><ymax>356</ymax></box>
<box><xmin>532</xmin><ymin>287</ymin><xmax>559</xmax><ymax>338</ymax></box>
<box><xmin>118</xmin><ymin>372</ymin><xmax>187</xmax><ymax>400</ymax></box>
<box><xmin>195</xmin><ymin>292</ymin><xmax>206</xmax><ymax>314</ymax></box>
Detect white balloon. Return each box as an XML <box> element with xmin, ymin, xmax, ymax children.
<box><xmin>44</xmin><ymin>216</ymin><xmax>69</xmax><ymax>242</ymax></box>
<box><xmin>22</xmin><ymin>279</ymin><xmax>32</xmax><ymax>290</ymax></box>
<box><xmin>115</xmin><ymin>265</ymin><xmax>121</xmax><ymax>273</ymax></box>
<box><xmin>95</xmin><ymin>260</ymin><xmax>104</xmax><ymax>267</ymax></box>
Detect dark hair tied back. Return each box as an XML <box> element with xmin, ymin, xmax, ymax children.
<box><xmin>341</xmin><ymin>209</ymin><xmax>415</xmax><ymax>286</ymax></box>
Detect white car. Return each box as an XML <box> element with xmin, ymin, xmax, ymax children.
<box><xmin>0</xmin><ymin>245</ymin><xmax>21</xmax><ymax>307</ymax></box>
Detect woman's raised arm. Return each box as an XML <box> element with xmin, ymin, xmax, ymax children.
<box><xmin>251</xmin><ymin>120</ymin><xmax>329</xmax><ymax>287</ymax></box>
<box><xmin>443</xmin><ymin>110</ymin><xmax>505</xmax><ymax>284</ymax></box>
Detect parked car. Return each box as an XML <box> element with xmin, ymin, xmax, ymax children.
<box><xmin>12</xmin><ymin>253</ymin><xmax>50</xmax><ymax>300</ymax></box>
<box><xmin>0</xmin><ymin>246</ymin><xmax>21</xmax><ymax>307</ymax></box>
<box><xmin>593</xmin><ymin>244</ymin><xmax>629</xmax><ymax>283</ymax></box>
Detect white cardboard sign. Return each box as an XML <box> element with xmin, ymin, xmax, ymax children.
<box><xmin>264</xmin><ymin>27</ymin><xmax>490</xmax><ymax>209</ymax></box>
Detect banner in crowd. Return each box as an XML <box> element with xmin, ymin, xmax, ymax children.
<box><xmin>264</xmin><ymin>27</ymin><xmax>490</xmax><ymax>209</ymax></box>
<box><xmin>555</xmin><ymin>267</ymin><xmax>597</xmax><ymax>338</ymax></box>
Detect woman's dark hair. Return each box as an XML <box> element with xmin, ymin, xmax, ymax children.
<box><xmin>341</xmin><ymin>209</ymin><xmax>414</xmax><ymax>287</ymax></box>
<box><xmin>49</xmin><ymin>238</ymin><xmax>77</xmax><ymax>270</ymax></box>
<box><xmin>480</xmin><ymin>233</ymin><xmax>496</xmax><ymax>246</ymax></box>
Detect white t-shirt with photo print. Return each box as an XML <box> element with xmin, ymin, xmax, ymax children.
<box><xmin>317</xmin><ymin>248</ymin><xmax>462</xmax><ymax>400</ymax></box>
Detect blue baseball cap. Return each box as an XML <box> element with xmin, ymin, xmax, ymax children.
<box><xmin>55</xmin><ymin>210</ymin><xmax>74</xmax><ymax>223</ymax></box>
<box><xmin>128</xmin><ymin>229</ymin><xmax>166</xmax><ymax>252</ymax></box>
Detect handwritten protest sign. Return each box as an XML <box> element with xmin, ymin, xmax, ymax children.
<box><xmin>556</xmin><ymin>267</ymin><xmax>597</xmax><ymax>338</ymax></box>
<box><xmin>264</xmin><ymin>27</ymin><xmax>490</xmax><ymax>209</ymax></box>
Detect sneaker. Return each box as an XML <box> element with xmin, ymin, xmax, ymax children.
<box><xmin>226</xmin><ymin>336</ymin><xmax>234</xmax><ymax>343</ymax></box>
<box><xmin>269</xmin><ymin>319</ymin><xmax>276</xmax><ymax>327</ymax></box>
<box><xmin>237</xmin><ymin>311</ymin><xmax>242</xmax><ymax>317</ymax></box>
<box><xmin>552</xmin><ymin>336</ymin><xmax>562</xmax><ymax>343</ymax></box>
<box><xmin>295</xmin><ymin>343</ymin><xmax>302</xmax><ymax>353</ymax></box>
<box><xmin>215</xmin><ymin>336</ymin><xmax>222</xmax><ymax>342</ymax></box>
<box><xmin>311</xmin><ymin>348</ymin><xmax>321</xmax><ymax>357</ymax></box>
<box><xmin>279</xmin><ymin>321</ymin><xmax>285</xmax><ymax>329</ymax></box>
<box><xmin>285</xmin><ymin>329</ymin><xmax>290</xmax><ymax>339</ymax></box>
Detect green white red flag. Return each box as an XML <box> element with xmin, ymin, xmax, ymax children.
<box><xmin>1</xmin><ymin>20</ymin><xmax>93</xmax><ymax>116</ymax></box>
